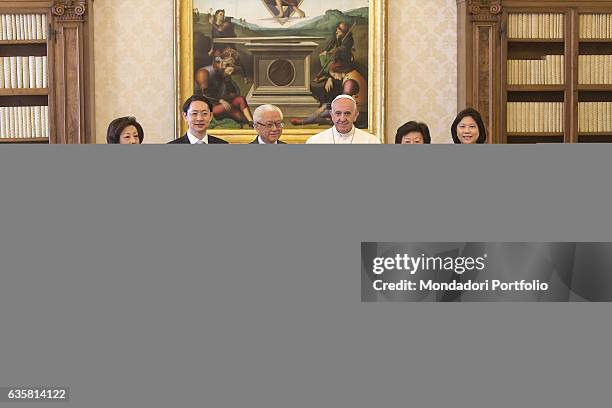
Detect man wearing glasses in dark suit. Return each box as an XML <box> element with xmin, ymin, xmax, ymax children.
<box><xmin>169</xmin><ymin>95</ymin><xmax>228</xmax><ymax>144</ymax></box>
<box><xmin>250</xmin><ymin>104</ymin><xmax>286</xmax><ymax>145</ymax></box>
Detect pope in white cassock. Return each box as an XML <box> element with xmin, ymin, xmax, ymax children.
<box><xmin>306</xmin><ymin>95</ymin><xmax>380</xmax><ymax>144</ymax></box>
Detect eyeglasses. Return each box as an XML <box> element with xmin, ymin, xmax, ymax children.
<box><xmin>188</xmin><ymin>111</ymin><xmax>211</xmax><ymax>118</ymax></box>
<box><xmin>255</xmin><ymin>121</ymin><xmax>284</xmax><ymax>129</ymax></box>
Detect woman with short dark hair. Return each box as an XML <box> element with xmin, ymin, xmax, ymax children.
<box><xmin>451</xmin><ymin>108</ymin><xmax>487</xmax><ymax>144</ymax></box>
<box><xmin>395</xmin><ymin>121</ymin><xmax>431</xmax><ymax>144</ymax></box>
<box><xmin>106</xmin><ymin>116</ymin><xmax>144</xmax><ymax>144</ymax></box>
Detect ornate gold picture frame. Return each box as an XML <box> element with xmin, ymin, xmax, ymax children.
<box><xmin>175</xmin><ymin>0</ymin><xmax>386</xmax><ymax>143</ymax></box>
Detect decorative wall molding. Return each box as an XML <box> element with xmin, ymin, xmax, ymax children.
<box><xmin>458</xmin><ymin>0</ymin><xmax>502</xmax><ymax>142</ymax></box>
<box><xmin>52</xmin><ymin>0</ymin><xmax>91</xmax><ymax>143</ymax></box>
<box><xmin>53</xmin><ymin>1</ymin><xmax>87</xmax><ymax>20</ymax></box>
<box><xmin>468</xmin><ymin>0</ymin><xmax>502</xmax><ymax>17</ymax></box>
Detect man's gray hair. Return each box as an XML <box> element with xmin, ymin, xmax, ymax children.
<box><xmin>253</xmin><ymin>104</ymin><xmax>284</xmax><ymax>123</ymax></box>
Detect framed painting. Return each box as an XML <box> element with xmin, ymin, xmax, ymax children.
<box><xmin>175</xmin><ymin>0</ymin><xmax>386</xmax><ymax>143</ymax></box>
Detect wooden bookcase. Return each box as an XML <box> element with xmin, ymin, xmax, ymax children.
<box><xmin>576</xmin><ymin>10</ymin><xmax>612</xmax><ymax>143</ymax></box>
<box><xmin>0</xmin><ymin>0</ymin><xmax>92</xmax><ymax>144</ymax></box>
<box><xmin>458</xmin><ymin>0</ymin><xmax>612</xmax><ymax>143</ymax></box>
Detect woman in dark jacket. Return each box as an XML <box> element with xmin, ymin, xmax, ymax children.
<box><xmin>451</xmin><ymin>108</ymin><xmax>487</xmax><ymax>144</ymax></box>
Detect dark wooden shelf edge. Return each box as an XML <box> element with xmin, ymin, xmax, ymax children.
<box><xmin>507</xmin><ymin>38</ymin><xmax>565</xmax><ymax>43</ymax></box>
<box><xmin>507</xmin><ymin>86</ymin><xmax>566</xmax><ymax>91</ymax></box>
<box><xmin>0</xmin><ymin>40</ymin><xmax>47</xmax><ymax>45</ymax></box>
<box><xmin>577</xmin><ymin>85</ymin><xmax>612</xmax><ymax>91</ymax></box>
<box><xmin>0</xmin><ymin>138</ymin><xmax>49</xmax><ymax>143</ymax></box>
<box><xmin>0</xmin><ymin>88</ymin><xmax>49</xmax><ymax>96</ymax></box>
<box><xmin>579</xmin><ymin>39</ymin><xmax>612</xmax><ymax>43</ymax></box>
<box><xmin>507</xmin><ymin>133</ymin><xmax>564</xmax><ymax>137</ymax></box>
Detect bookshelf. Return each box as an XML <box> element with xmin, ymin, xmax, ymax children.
<box><xmin>577</xmin><ymin>12</ymin><xmax>612</xmax><ymax>142</ymax></box>
<box><xmin>0</xmin><ymin>1</ymin><xmax>92</xmax><ymax>144</ymax></box>
<box><xmin>503</xmin><ymin>11</ymin><xmax>568</xmax><ymax>144</ymax></box>
<box><xmin>458</xmin><ymin>0</ymin><xmax>612</xmax><ymax>143</ymax></box>
<box><xmin>0</xmin><ymin>9</ymin><xmax>50</xmax><ymax>142</ymax></box>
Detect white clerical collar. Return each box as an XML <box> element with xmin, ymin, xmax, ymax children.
<box><xmin>332</xmin><ymin>126</ymin><xmax>356</xmax><ymax>143</ymax></box>
<box><xmin>187</xmin><ymin>130</ymin><xmax>208</xmax><ymax>144</ymax></box>
<box><xmin>258</xmin><ymin>135</ymin><xmax>277</xmax><ymax>144</ymax></box>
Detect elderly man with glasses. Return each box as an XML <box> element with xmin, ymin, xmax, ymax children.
<box><xmin>250</xmin><ymin>104</ymin><xmax>287</xmax><ymax>144</ymax></box>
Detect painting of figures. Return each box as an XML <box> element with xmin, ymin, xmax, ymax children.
<box><xmin>177</xmin><ymin>0</ymin><xmax>385</xmax><ymax>142</ymax></box>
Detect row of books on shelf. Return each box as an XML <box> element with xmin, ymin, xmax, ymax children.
<box><xmin>578</xmin><ymin>55</ymin><xmax>612</xmax><ymax>85</ymax></box>
<box><xmin>508</xmin><ymin>13</ymin><xmax>564</xmax><ymax>40</ymax></box>
<box><xmin>506</xmin><ymin>102</ymin><xmax>564</xmax><ymax>133</ymax></box>
<box><xmin>579</xmin><ymin>14</ymin><xmax>612</xmax><ymax>40</ymax></box>
<box><xmin>507</xmin><ymin>56</ymin><xmax>564</xmax><ymax>85</ymax></box>
<box><xmin>578</xmin><ymin>103</ymin><xmax>612</xmax><ymax>133</ymax></box>
<box><xmin>0</xmin><ymin>13</ymin><xmax>47</xmax><ymax>41</ymax></box>
<box><xmin>0</xmin><ymin>56</ymin><xmax>48</xmax><ymax>89</ymax></box>
<box><xmin>0</xmin><ymin>106</ymin><xmax>49</xmax><ymax>139</ymax></box>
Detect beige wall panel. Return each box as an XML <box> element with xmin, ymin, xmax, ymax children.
<box><xmin>387</xmin><ymin>0</ymin><xmax>457</xmax><ymax>144</ymax></box>
<box><xmin>94</xmin><ymin>0</ymin><xmax>175</xmax><ymax>144</ymax></box>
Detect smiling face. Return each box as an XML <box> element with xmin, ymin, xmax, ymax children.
<box><xmin>119</xmin><ymin>125</ymin><xmax>140</xmax><ymax>144</ymax></box>
<box><xmin>456</xmin><ymin>116</ymin><xmax>480</xmax><ymax>144</ymax></box>
<box><xmin>331</xmin><ymin>98</ymin><xmax>358</xmax><ymax>134</ymax></box>
<box><xmin>255</xmin><ymin>110</ymin><xmax>283</xmax><ymax>144</ymax></box>
<box><xmin>183</xmin><ymin>100</ymin><xmax>212</xmax><ymax>139</ymax></box>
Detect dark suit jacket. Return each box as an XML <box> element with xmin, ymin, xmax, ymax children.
<box><xmin>250</xmin><ymin>137</ymin><xmax>286</xmax><ymax>144</ymax></box>
<box><xmin>168</xmin><ymin>134</ymin><xmax>229</xmax><ymax>144</ymax></box>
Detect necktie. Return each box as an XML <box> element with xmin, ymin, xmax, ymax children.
<box><xmin>196</xmin><ymin>140</ymin><xmax>205</xmax><ymax>145</ymax></box>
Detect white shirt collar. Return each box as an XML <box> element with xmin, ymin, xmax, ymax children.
<box><xmin>257</xmin><ymin>135</ymin><xmax>277</xmax><ymax>144</ymax></box>
<box><xmin>187</xmin><ymin>130</ymin><xmax>208</xmax><ymax>144</ymax></box>
<box><xmin>332</xmin><ymin>126</ymin><xmax>356</xmax><ymax>143</ymax></box>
